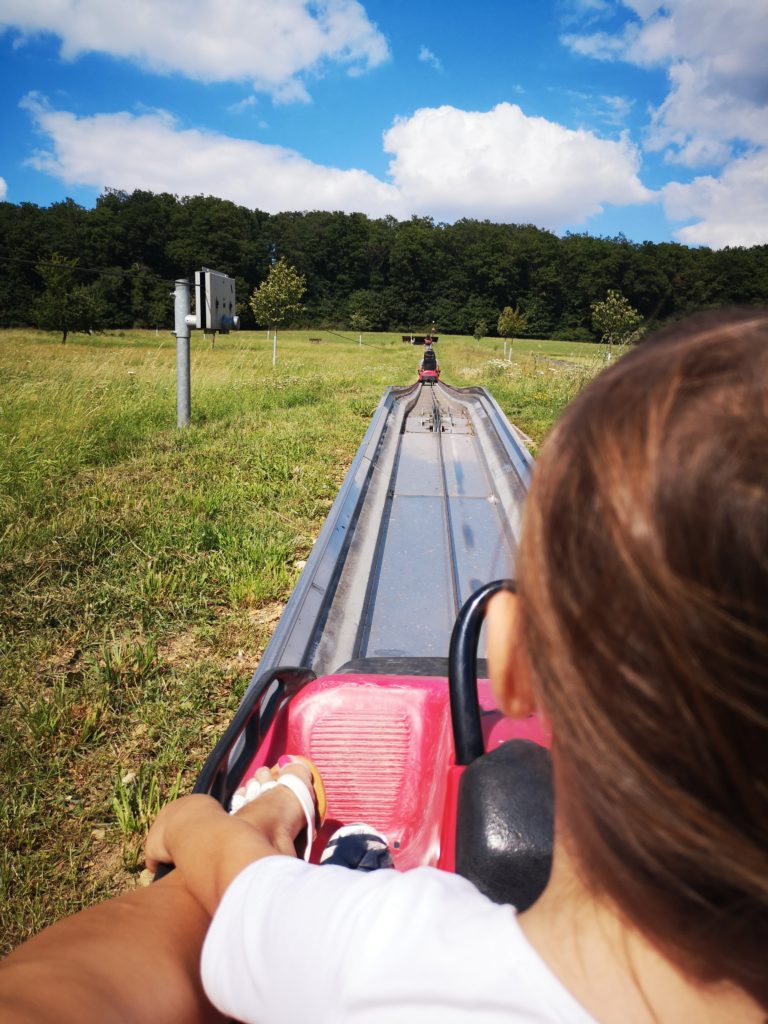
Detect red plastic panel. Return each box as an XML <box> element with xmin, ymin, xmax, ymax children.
<box><xmin>436</xmin><ymin>765</ymin><xmax>464</xmax><ymax>872</ymax></box>
<box><xmin>242</xmin><ymin>674</ymin><xmax>549</xmax><ymax>870</ymax></box>
<box><xmin>477</xmin><ymin>680</ymin><xmax>552</xmax><ymax>750</ymax></box>
<box><xmin>245</xmin><ymin>676</ymin><xmax>452</xmax><ymax>869</ymax></box>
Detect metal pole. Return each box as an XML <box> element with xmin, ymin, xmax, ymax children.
<box><xmin>174</xmin><ymin>278</ymin><xmax>191</xmax><ymax>427</ymax></box>
<box><xmin>358</xmin><ymin>333</ymin><xmax>362</xmax><ymax>346</ymax></box>
<box><xmin>272</xmin><ymin>330</ymin><xmax>277</xmax><ymax>367</ymax></box>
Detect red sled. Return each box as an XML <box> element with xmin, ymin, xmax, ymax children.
<box><xmin>192</xmin><ymin>384</ymin><xmax>548</xmax><ymax>909</ymax></box>
<box><xmin>195</xmin><ymin>582</ymin><xmax>553</xmax><ymax>910</ymax></box>
<box><xmin>418</xmin><ymin>367</ymin><xmax>440</xmax><ymax>385</ymax></box>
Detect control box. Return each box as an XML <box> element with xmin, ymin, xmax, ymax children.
<box><xmin>194</xmin><ymin>269</ymin><xmax>239</xmax><ymax>333</ymax></box>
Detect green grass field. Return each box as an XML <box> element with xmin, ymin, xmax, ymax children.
<box><xmin>0</xmin><ymin>327</ymin><xmax>604</xmax><ymax>952</ymax></box>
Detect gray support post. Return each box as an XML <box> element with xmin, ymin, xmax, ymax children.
<box><xmin>174</xmin><ymin>278</ymin><xmax>191</xmax><ymax>427</ymax></box>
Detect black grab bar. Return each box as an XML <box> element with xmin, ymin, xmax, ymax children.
<box><xmin>448</xmin><ymin>580</ymin><xmax>515</xmax><ymax>765</ymax></box>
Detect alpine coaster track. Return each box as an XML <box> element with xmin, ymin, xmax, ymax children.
<box><xmin>246</xmin><ymin>380</ymin><xmax>533</xmax><ymax>687</ymax></box>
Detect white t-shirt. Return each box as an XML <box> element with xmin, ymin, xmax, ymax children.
<box><xmin>201</xmin><ymin>857</ymin><xmax>596</xmax><ymax>1023</ymax></box>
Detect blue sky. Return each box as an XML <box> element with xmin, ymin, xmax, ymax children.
<box><xmin>0</xmin><ymin>0</ymin><xmax>766</xmax><ymax>247</ymax></box>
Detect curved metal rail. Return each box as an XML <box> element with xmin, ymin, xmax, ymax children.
<box><xmin>432</xmin><ymin>386</ymin><xmax>461</xmax><ymax>621</ymax></box>
<box><xmin>243</xmin><ymin>381</ymin><xmax>532</xmax><ymax>692</ymax></box>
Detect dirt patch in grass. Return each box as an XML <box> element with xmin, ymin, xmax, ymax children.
<box><xmin>248</xmin><ymin>601</ymin><xmax>284</xmax><ymax>629</ymax></box>
<box><xmin>158</xmin><ymin>629</ymin><xmax>207</xmax><ymax>665</ymax></box>
<box><xmin>84</xmin><ymin>834</ymin><xmax>129</xmax><ymax>895</ymax></box>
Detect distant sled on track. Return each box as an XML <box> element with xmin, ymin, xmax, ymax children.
<box><xmin>419</xmin><ymin>344</ymin><xmax>440</xmax><ymax>384</ymax></box>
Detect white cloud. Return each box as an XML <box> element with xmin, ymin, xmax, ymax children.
<box><xmin>662</xmin><ymin>150</ymin><xmax>768</xmax><ymax>248</ymax></box>
<box><xmin>562</xmin><ymin>1</ymin><xmax>768</xmax><ymax>247</ymax></box>
<box><xmin>418</xmin><ymin>45</ymin><xmax>442</xmax><ymax>72</ymax></box>
<box><xmin>600</xmin><ymin>94</ymin><xmax>634</xmax><ymax>125</ymax></box>
<box><xmin>228</xmin><ymin>96</ymin><xmax>258</xmax><ymax>115</ymax></box>
<box><xmin>383</xmin><ymin>103</ymin><xmax>652</xmax><ymax>227</ymax></box>
<box><xmin>0</xmin><ymin>175</ymin><xmax>7</xmax><ymax>199</ymax></box>
<box><xmin>20</xmin><ymin>94</ymin><xmax>403</xmax><ymax>217</ymax></box>
<box><xmin>562</xmin><ymin>89</ymin><xmax>634</xmax><ymax>127</ymax></box>
<box><xmin>0</xmin><ymin>0</ymin><xmax>389</xmax><ymax>101</ymax></box>
<box><xmin>21</xmin><ymin>95</ymin><xmax>653</xmax><ymax>230</ymax></box>
<box><xmin>562</xmin><ymin>0</ymin><xmax>768</xmax><ymax>165</ymax></box>
<box><xmin>561</xmin><ymin>28</ymin><xmax>635</xmax><ymax>61</ymax></box>
<box><xmin>560</xmin><ymin>0</ymin><xmax>613</xmax><ymax>30</ymax></box>
<box><xmin>645</xmin><ymin>58</ymin><xmax>768</xmax><ymax>167</ymax></box>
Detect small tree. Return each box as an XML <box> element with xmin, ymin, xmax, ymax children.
<box><xmin>497</xmin><ymin>305</ymin><xmax>527</xmax><ymax>349</ymax></box>
<box><xmin>350</xmin><ymin>311</ymin><xmax>371</xmax><ymax>333</ymax></box>
<box><xmin>34</xmin><ymin>254</ymin><xmax>106</xmax><ymax>343</ymax></box>
<box><xmin>249</xmin><ymin>258</ymin><xmax>306</xmax><ymax>341</ymax></box>
<box><xmin>591</xmin><ymin>290</ymin><xmax>643</xmax><ymax>356</ymax></box>
<box><xmin>473</xmin><ymin>320</ymin><xmax>488</xmax><ymax>342</ymax></box>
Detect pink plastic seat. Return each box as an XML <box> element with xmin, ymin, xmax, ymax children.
<box><xmin>243</xmin><ymin>673</ymin><xmax>550</xmax><ymax>869</ymax></box>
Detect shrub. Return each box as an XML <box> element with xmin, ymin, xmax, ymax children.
<box><xmin>550</xmin><ymin>327</ymin><xmax>595</xmax><ymax>342</ymax></box>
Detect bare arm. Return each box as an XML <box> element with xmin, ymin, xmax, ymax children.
<box><xmin>0</xmin><ymin>873</ymin><xmax>224</xmax><ymax>1024</ymax></box>
<box><xmin>0</xmin><ymin>769</ymin><xmax>310</xmax><ymax>1024</ymax></box>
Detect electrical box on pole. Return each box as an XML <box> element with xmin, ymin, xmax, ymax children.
<box><xmin>173</xmin><ymin>269</ymin><xmax>239</xmax><ymax>427</ymax></box>
<box><xmin>194</xmin><ymin>268</ymin><xmax>239</xmax><ymax>333</ymax></box>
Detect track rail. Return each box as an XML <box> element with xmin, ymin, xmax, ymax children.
<box><xmin>433</xmin><ymin>386</ymin><xmax>461</xmax><ymax>621</ymax></box>
<box><xmin>242</xmin><ymin>381</ymin><xmax>532</xmax><ymax>693</ymax></box>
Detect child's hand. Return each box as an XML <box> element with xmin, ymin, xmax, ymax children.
<box><xmin>145</xmin><ymin>794</ymin><xmax>223</xmax><ymax>875</ymax></box>
<box><xmin>142</xmin><ymin>760</ymin><xmax>323</xmax><ymax>914</ymax></box>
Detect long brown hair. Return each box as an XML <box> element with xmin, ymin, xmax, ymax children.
<box><xmin>519</xmin><ymin>310</ymin><xmax>768</xmax><ymax>1004</ymax></box>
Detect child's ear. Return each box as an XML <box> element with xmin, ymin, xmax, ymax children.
<box><xmin>486</xmin><ymin>589</ymin><xmax>536</xmax><ymax>719</ymax></box>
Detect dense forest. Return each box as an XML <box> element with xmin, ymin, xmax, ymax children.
<box><xmin>1</xmin><ymin>189</ymin><xmax>767</xmax><ymax>338</ymax></box>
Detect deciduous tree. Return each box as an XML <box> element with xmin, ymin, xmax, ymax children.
<box><xmin>591</xmin><ymin>289</ymin><xmax>643</xmax><ymax>353</ymax></box>
<box><xmin>350</xmin><ymin>311</ymin><xmax>371</xmax><ymax>333</ymax></box>
<box><xmin>34</xmin><ymin>254</ymin><xmax>106</xmax><ymax>343</ymax></box>
<box><xmin>249</xmin><ymin>258</ymin><xmax>306</xmax><ymax>338</ymax></box>
<box><xmin>497</xmin><ymin>305</ymin><xmax>527</xmax><ymax>346</ymax></box>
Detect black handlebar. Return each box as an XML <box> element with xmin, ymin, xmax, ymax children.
<box><xmin>194</xmin><ymin>665</ymin><xmax>315</xmax><ymax>804</ymax></box>
<box><xmin>448</xmin><ymin>580</ymin><xmax>515</xmax><ymax>765</ymax></box>
<box><xmin>154</xmin><ymin>664</ymin><xmax>315</xmax><ymax>882</ymax></box>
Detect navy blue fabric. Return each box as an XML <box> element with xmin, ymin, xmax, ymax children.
<box><xmin>321</xmin><ymin>831</ymin><xmax>394</xmax><ymax>871</ymax></box>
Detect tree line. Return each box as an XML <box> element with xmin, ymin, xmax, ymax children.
<box><xmin>1</xmin><ymin>188</ymin><xmax>767</xmax><ymax>340</ymax></box>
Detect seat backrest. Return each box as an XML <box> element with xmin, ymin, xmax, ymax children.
<box><xmin>455</xmin><ymin>740</ymin><xmax>553</xmax><ymax>910</ymax></box>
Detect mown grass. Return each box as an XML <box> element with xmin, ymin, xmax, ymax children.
<box><xmin>0</xmin><ymin>327</ymin><xmax>605</xmax><ymax>952</ymax></box>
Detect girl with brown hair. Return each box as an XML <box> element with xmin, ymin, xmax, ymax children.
<box><xmin>488</xmin><ymin>308</ymin><xmax>768</xmax><ymax>1021</ymax></box>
